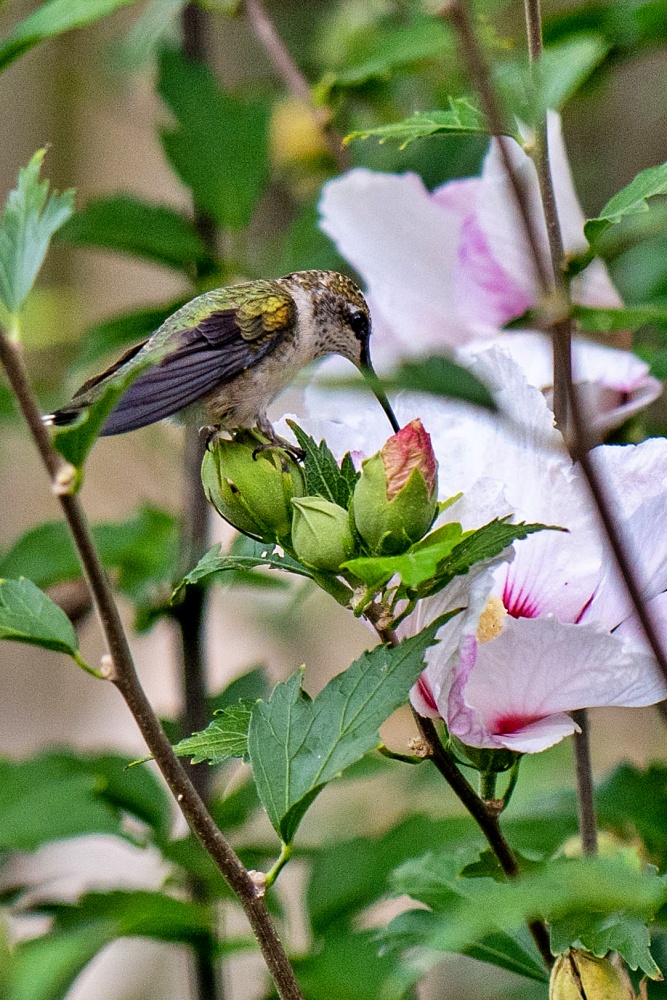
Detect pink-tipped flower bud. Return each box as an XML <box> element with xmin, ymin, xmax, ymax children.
<box><xmin>353</xmin><ymin>419</ymin><xmax>438</xmax><ymax>555</ymax></box>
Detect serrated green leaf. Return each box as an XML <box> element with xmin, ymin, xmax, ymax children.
<box><xmin>0</xmin><ymin>0</ymin><xmax>140</xmax><ymax>73</ymax></box>
<box><xmin>52</xmin><ymin>359</ymin><xmax>151</xmax><ymax>479</ymax></box>
<box><xmin>173</xmin><ymin>540</ymin><xmax>313</xmax><ymax>600</ymax></box>
<box><xmin>74</xmin><ymin>300</ymin><xmax>187</xmax><ymax>369</ymax></box>
<box><xmin>383</xmin><ymin>356</ymin><xmax>496</xmax><ymax>410</ymax></box>
<box><xmin>158</xmin><ymin>47</ymin><xmax>270</xmax><ymax>230</ymax></box>
<box><xmin>171</xmin><ymin>703</ymin><xmax>253</xmax><ymax>765</ymax></box>
<box><xmin>58</xmin><ymin>195</ymin><xmax>213</xmax><ymax>273</ymax></box>
<box><xmin>287</xmin><ymin>421</ymin><xmax>352</xmax><ymax>506</ymax></box>
<box><xmin>0</xmin><ymin>150</ymin><xmax>74</xmax><ymax>320</ymax></box>
<box><xmin>343</xmin><ymin>522</ymin><xmax>464</xmax><ymax>589</ymax></box>
<box><xmin>585</xmin><ymin>162</ymin><xmax>667</xmax><ymax>248</ymax></box>
<box><xmin>0</xmin><ymin>577</ymin><xmax>79</xmax><ymax>658</ymax></box>
<box><xmin>393</xmin><ymin>855</ymin><xmax>667</xmax><ymax>956</ymax></box>
<box><xmin>418</xmin><ymin>519</ymin><xmax>561</xmax><ymax>599</ymax></box>
<box><xmin>247</xmin><ymin>614</ymin><xmax>455</xmax><ymax>843</ymax></box>
<box><xmin>7</xmin><ymin>925</ymin><xmax>113</xmax><ymax>1000</ymax></box>
<box><xmin>345</xmin><ymin>98</ymin><xmax>489</xmax><ymax>150</ymax></box>
<box><xmin>550</xmin><ymin>913</ymin><xmax>661</xmax><ymax>979</ymax></box>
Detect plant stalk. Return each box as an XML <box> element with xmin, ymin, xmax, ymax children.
<box><xmin>0</xmin><ymin>330</ymin><xmax>305</xmax><ymax>1000</ymax></box>
<box><xmin>243</xmin><ymin>0</ymin><xmax>349</xmax><ymax>171</ymax></box>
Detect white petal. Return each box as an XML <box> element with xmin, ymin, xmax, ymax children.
<box><xmin>318</xmin><ymin>169</ymin><xmax>470</xmax><ymax>354</ymax></box>
<box><xmin>449</xmin><ymin>616</ymin><xmax>666</xmax><ymax>751</ymax></box>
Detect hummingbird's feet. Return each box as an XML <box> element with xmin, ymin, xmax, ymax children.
<box><xmin>251</xmin><ymin>441</ymin><xmax>305</xmax><ymax>464</ymax></box>
<box><xmin>254</xmin><ymin>417</ymin><xmax>305</xmax><ymax>463</ymax></box>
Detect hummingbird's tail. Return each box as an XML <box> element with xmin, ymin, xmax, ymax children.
<box><xmin>42</xmin><ymin>406</ymin><xmax>81</xmax><ymax>427</ymax></box>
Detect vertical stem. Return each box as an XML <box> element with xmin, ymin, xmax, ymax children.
<box><xmin>179</xmin><ymin>7</ymin><xmax>221</xmax><ymax>998</ymax></box>
<box><xmin>570</xmin><ymin>710</ymin><xmax>598</xmax><ymax>855</ymax></box>
<box><xmin>520</xmin><ymin>0</ymin><xmax>597</xmax><ymax>861</ymax></box>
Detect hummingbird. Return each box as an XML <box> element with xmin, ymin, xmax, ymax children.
<box><xmin>45</xmin><ymin>269</ymin><xmax>399</xmax><ymax>443</ymax></box>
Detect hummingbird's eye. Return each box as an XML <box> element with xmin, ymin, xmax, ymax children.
<box><xmin>348</xmin><ymin>309</ymin><xmax>369</xmax><ymax>340</ymax></box>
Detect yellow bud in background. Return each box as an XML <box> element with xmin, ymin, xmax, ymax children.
<box><xmin>270</xmin><ymin>98</ymin><xmax>329</xmax><ymax>169</ymax></box>
<box><xmin>550</xmin><ymin>950</ymin><xmax>636</xmax><ymax>1000</ymax></box>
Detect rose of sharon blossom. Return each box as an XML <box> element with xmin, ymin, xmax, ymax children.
<box><xmin>319</xmin><ymin>113</ymin><xmax>661</xmax><ymax>433</ymax></box>
<box><xmin>283</xmin><ymin>349</ymin><xmax>667</xmax><ymax>754</ymax></box>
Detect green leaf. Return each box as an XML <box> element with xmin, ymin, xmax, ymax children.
<box><xmin>0</xmin><ymin>0</ymin><xmax>140</xmax><ymax>73</ymax></box>
<box><xmin>158</xmin><ymin>47</ymin><xmax>270</xmax><ymax>230</ymax></box>
<box><xmin>550</xmin><ymin>912</ymin><xmax>661</xmax><ymax>980</ymax></box>
<box><xmin>0</xmin><ymin>150</ymin><xmax>74</xmax><ymax>320</ymax></box>
<box><xmin>293</xmin><ymin>928</ymin><xmax>404</xmax><ymax>1000</ymax></box>
<box><xmin>281</xmin><ymin>201</ymin><xmax>347</xmax><ymax>275</ymax></box>
<box><xmin>116</xmin><ymin>0</ymin><xmax>187</xmax><ymax>72</ymax></box>
<box><xmin>170</xmin><ymin>702</ymin><xmax>253</xmax><ymax>765</ymax></box>
<box><xmin>58</xmin><ymin>195</ymin><xmax>213</xmax><ymax>273</ymax></box>
<box><xmin>247</xmin><ymin>614</ymin><xmax>455</xmax><ymax>843</ymax></box>
<box><xmin>497</xmin><ymin>35</ymin><xmax>609</xmax><ymax>124</ymax></box>
<box><xmin>0</xmin><ymin>577</ymin><xmax>79</xmax><ymax>658</ymax></box>
<box><xmin>48</xmin><ymin>889</ymin><xmax>213</xmax><ymax>943</ymax></box>
<box><xmin>173</xmin><ymin>539</ymin><xmax>313</xmax><ymax>600</ymax></box>
<box><xmin>0</xmin><ymin>750</ymin><xmax>169</xmax><ymax>850</ymax></box>
<box><xmin>74</xmin><ymin>300</ymin><xmax>187</xmax><ymax>369</ymax></box>
<box><xmin>392</xmin><ymin>855</ymin><xmax>667</xmax><ymax>956</ymax></box>
<box><xmin>417</xmin><ymin>519</ymin><xmax>561</xmax><ymax>599</ymax></box>
<box><xmin>585</xmin><ymin>162</ymin><xmax>667</xmax><ymax>247</ymax></box>
<box><xmin>382</xmin><ymin>356</ymin><xmax>496</xmax><ymax>410</ymax></box>
<box><xmin>573</xmin><ymin>303</ymin><xmax>667</xmax><ymax>332</ymax></box>
<box><xmin>52</xmin><ymin>359</ymin><xmax>151</xmax><ymax>479</ymax></box>
<box><xmin>345</xmin><ymin>98</ymin><xmax>489</xmax><ymax>150</ymax></box>
<box><xmin>307</xmin><ymin>814</ymin><xmax>480</xmax><ymax>933</ymax></box>
<box><xmin>287</xmin><ymin>421</ymin><xmax>359</xmax><ymax>508</ymax></box>
<box><xmin>597</xmin><ymin>762</ymin><xmax>667</xmax><ymax>867</ymax></box>
<box><xmin>315</xmin><ymin>17</ymin><xmax>452</xmax><ymax>102</ymax></box>
<box><xmin>343</xmin><ymin>523</ymin><xmax>464</xmax><ymax>589</ymax></box>
<box><xmin>7</xmin><ymin>925</ymin><xmax>113</xmax><ymax>1000</ymax></box>
<box><xmin>0</xmin><ymin>506</ymin><xmax>179</xmax><ymax>606</ymax></box>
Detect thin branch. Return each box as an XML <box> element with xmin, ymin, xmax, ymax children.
<box><xmin>570</xmin><ymin>710</ymin><xmax>598</xmax><ymax>855</ymax></box>
<box><xmin>370</xmin><ymin>616</ymin><xmax>552</xmax><ymax>968</ymax></box>
<box><xmin>521</xmin><ymin>0</ymin><xmax>595</xmax><ymax>860</ymax></box>
<box><xmin>243</xmin><ymin>0</ymin><xmax>350</xmax><ymax>172</ymax></box>
<box><xmin>0</xmin><ymin>331</ymin><xmax>304</xmax><ymax>1000</ymax></box>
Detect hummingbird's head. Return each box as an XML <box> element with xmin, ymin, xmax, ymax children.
<box><xmin>285</xmin><ymin>269</ymin><xmax>400</xmax><ymax>433</ymax></box>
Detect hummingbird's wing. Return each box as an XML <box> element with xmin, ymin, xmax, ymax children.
<box><xmin>59</xmin><ymin>295</ymin><xmax>295</xmax><ymax>435</ymax></box>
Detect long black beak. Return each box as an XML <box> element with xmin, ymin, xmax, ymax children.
<box><xmin>360</xmin><ymin>340</ymin><xmax>400</xmax><ymax>433</ymax></box>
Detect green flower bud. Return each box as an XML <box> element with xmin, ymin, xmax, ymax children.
<box><xmin>353</xmin><ymin>419</ymin><xmax>438</xmax><ymax>555</ymax></box>
<box><xmin>550</xmin><ymin>951</ymin><xmax>636</xmax><ymax>1000</ymax></box>
<box><xmin>291</xmin><ymin>497</ymin><xmax>355</xmax><ymax>572</ymax></box>
<box><xmin>202</xmin><ymin>430</ymin><xmax>304</xmax><ymax>542</ymax></box>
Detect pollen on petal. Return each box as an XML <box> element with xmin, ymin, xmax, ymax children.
<box><xmin>476</xmin><ymin>595</ymin><xmax>507</xmax><ymax>643</ymax></box>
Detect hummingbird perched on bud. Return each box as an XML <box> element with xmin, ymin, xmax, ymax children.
<box><xmin>45</xmin><ymin>269</ymin><xmax>399</xmax><ymax>443</ymax></box>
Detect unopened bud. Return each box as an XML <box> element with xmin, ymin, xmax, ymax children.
<box><xmin>291</xmin><ymin>497</ymin><xmax>355</xmax><ymax>572</ymax></box>
<box><xmin>353</xmin><ymin>419</ymin><xmax>438</xmax><ymax>555</ymax></box>
<box><xmin>202</xmin><ymin>430</ymin><xmax>304</xmax><ymax>542</ymax></box>
<box><xmin>550</xmin><ymin>950</ymin><xmax>636</xmax><ymax>1000</ymax></box>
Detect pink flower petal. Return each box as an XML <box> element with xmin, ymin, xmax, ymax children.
<box><xmin>448</xmin><ymin>616</ymin><xmax>665</xmax><ymax>752</ymax></box>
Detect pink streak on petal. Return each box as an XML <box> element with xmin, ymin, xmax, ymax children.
<box><xmin>493</xmin><ymin>711</ymin><xmax>547</xmax><ymax>735</ymax></box>
<box><xmin>410</xmin><ymin>673</ymin><xmax>442</xmax><ymax>719</ymax></box>
<box><xmin>456</xmin><ymin>214</ymin><xmax>534</xmax><ymax>336</ymax></box>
